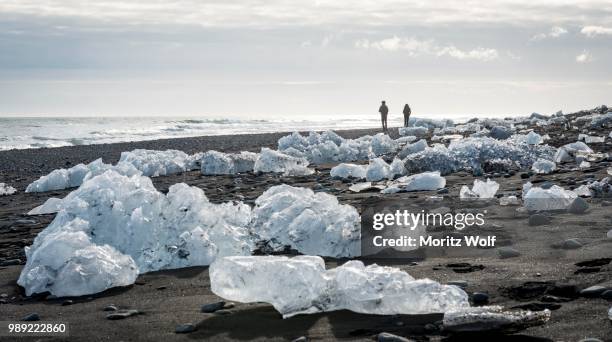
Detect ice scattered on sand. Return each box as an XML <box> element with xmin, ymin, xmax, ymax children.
<box><xmin>277</xmin><ymin>131</ymin><xmax>371</xmax><ymax>163</ymax></box>
<box><xmin>460</xmin><ymin>179</ymin><xmax>499</xmax><ymax>199</ymax></box>
<box><xmin>397</xmin><ymin>139</ymin><xmax>428</xmax><ymax>159</ymax></box>
<box><xmin>512</xmin><ymin>131</ymin><xmax>543</xmax><ymax>145</ymax></box>
<box><xmin>0</xmin><ymin>183</ymin><xmax>17</xmax><ymax>196</ymax></box>
<box><xmin>531</xmin><ymin>159</ymin><xmax>556</xmax><ymax>174</ymax></box>
<box><xmin>443</xmin><ymin>306</ymin><xmax>551</xmax><ymax>333</ymax></box>
<box><xmin>590</xmin><ymin>112</ymin><xmax>612</xmax><ymax>128</ymax></box>
<box><xmin>499</xmin><ymin>195</ymin><xmax>520</xmax><ymax>206</ymax></box>
<box><xmin>573</xmin><ymin>185</ymin><xmax>593</xmax><ymax>197</ymax></box>
<box><xmin>330</xmin><ymin>163</ymin><xmax>367</xmax><ymax>179</ymax></box>
<box><xmin>254</xmin><ymin>148</ymin><xmax>313</xmax><ymax>176</ymax></box>
<box><xmin>554</xmin><ymin>142</ymin><xmax>593</xmax><ymax>163</ymax></box>
<box><xmin>201</xmin><ymin>150</ymin><xmax>258</xmax><ymax>175</ymax></box>
<box><xmin>523</xmin><ymin>185</ymin><xmax>577</xmax><ymax>211</ymax></box>
<box><xmin>395</xmin><ymin>136</ymin><xmax>418</xmax><ymax>144</ymax></box>
<box><xmin>251</xmin><ymin>185</ymin><xmax>360</xmax><ymax>258</ymax></box>
<box><xmin>348</xmin><ymin>182</ymin><xmax>385</xmax><ymax>193</ymax></box>
<box><xmin>586</xmin><ymin>177</ymin><xmax>612</xmax><ymax>198</ymax></box>
<box><xmin>399</xmin><ymin>126</ymin><xmax>428</xmax><ymax>137</ymax></box>
<box><xmin>404</xmin><ymin>137</ymin><xmax>555</xmax><ymax>176</ymax></box>
<box><xmin>119</xmin><ymin>149</ymin><xmax>200</xmax><ymax>177</ymax></box>
<box><xmin>381</xmin><ymin>171</ymin><xmax>446</xmax><ymax>193</ymax></box>
<box><xmin>26</xmin><ymin>158</ymin><xmax>141</xmax><ymax>192</ymax></box>
<box><xmin>19</xmin><ymin>171</ymin><xmax>255</xmax><ymax>296</ymax></box>
<box><xmin>210</xmin><ymin>256</ymin><xmax>469</xmax><ymax>318</ymax></box>
<box><xmin>366</xmin><ymin>158</ymin><xmax>392</xmax><ymax>182</ymax></box>
<box><xmin>579</xmin><ymin>161</ymin><xmax>591</xmax><ymax>169</ymax></box>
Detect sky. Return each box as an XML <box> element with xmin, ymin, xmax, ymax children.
<box><xmin>0</xmin><ymin>0</ymin><xmax>611</xmax><ymax>119</ymax></box>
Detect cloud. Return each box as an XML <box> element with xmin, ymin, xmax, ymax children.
<box><xmin>355</xmin><ymin>36</ymin><xmax>498</xmax><ymax>61</ymax></box>
<box><xmin>581</xmin><ymin>25</ymin><xmax>612</xmax><ymax>37</ymax></box>
<box><xmin>576</xmin><ymin>50</ymin><xmax>593</xmax><ymax>63</ymax></box>
<box><xmin>530</xmin><ymin>26</ymin><xmax>567</xmax><ymax>41</ymax></box>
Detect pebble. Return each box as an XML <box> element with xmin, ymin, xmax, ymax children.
<box><xmin>601</xmin><ymin>290</ymin><xmax>612</xmax><ymax>300</ymax></box>
<box><xmin>447</xmin><ymin>280</ymin><xmax>468</xmax><ymax>289</ymax></box>
<box><xmin>567</xmin><ymin>197</ymin><xmax>589</xmax><ymax>214</ymax></box>
<box><xmin>22</xmin><ymin>313</ymin><xmax>40</xmax><ymax>321</ymax></box>
<box><xmin>540</xmin><ymin>181</ymin><xmax>554</xmax><ymax>189</ymax></box>
<box><xmin>61</xmin><ymin>299</ymin><xmax>74</xmax><ymax>306</ymax></box>
<box><xmin>103</xmin><ymin>305</ymin><xmax>118</xmax><ymax>311</ymax></box>
<box><xmin>214</xmin><ymin>309</ymin><xmax>232</xmax><ymax>315</ymax></box>
<box><xmin>291</xmin><ymin>337</ymin><xmax>308</xmax><ymax>342</ymax></box>
<box><xmin>377</xmin><ymin>332</ymin><xmax>413</xmax><ymax>342</ymax></box>
<box><xmin>437</xmin><ymin>188</ymin><xmax>449</xmax><ymax>194</ymax></box>
<box><xmin>528</xmin><ymin>214</ymin><xmax>550</xmax><ymax>226</ymax></box>
<box><xmin>578</xmin><ymin>339</ymin><xmax>603</xmax><ymax>342</ymax></box>
<box><xmin>175</xmin><ymin>323</ymin><xmax>197</xmax><ymax>334</ymax></box>
<box><xmin>497</xmin><ymin>247</ymin><xmax>521</xmax><ymax>259</ymax></box>
<box><xmin>201</xmin><ymin>301</ymin><xmax>226</xmax><ymax>313</ymax></box>
<box><xmin>472</xmin><ymin>292</ymin><xmax>489</xmax><ymax>305</ymax></box>
<box><xmin>580</xmin><ymin>285</ymin><xmax>608</xmax><ymax>298</ymax></box>
<box><xmin>607</xmin><ymin>230</ymin><xmax>612</xmax><ymax>239</ymax></box>
<box><xmin>0</xmin><ymin>259</ymin><xmax>20</xmax><ymax>266</ymax></box>
<box><xmin>561</xmin><ymin>238</ymin><xmax>583</xmax><ymax>249</ymax></box>
<box><xmin>106</xmin><ymin>309</ymin><xmax>140</xmax><ymax>320</ymax></box>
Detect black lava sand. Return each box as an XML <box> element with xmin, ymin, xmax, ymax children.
<box><xmin>1</xmin><ymin>114</ymin><xmax>611</xmax><ymax>341</ymax></box>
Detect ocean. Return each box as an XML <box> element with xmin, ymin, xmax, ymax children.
<box><xmin>0</xmin><ymin>115</ymin><xmax>430</xmax><ymax>151</ymax></box>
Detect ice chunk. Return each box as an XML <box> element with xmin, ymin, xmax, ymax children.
<box><xmin>395</xmin><ymin>136</ymin><xmax>417</xmax><ymax>144</ymax></box>
<box><xmin>348</xmin><ymin>182</ymin><xmax>385</xmax><ymax>193</ymax></box>
<box><xmin>399</xmin><ymin>126</ymin><xmax>428</xmax><ymax>137</ymax></box>
<box><xmin>277</xmin><ymin>131</ymin><xmax>371</xmax><ymax>164</ymax></box>
<box><xmin>251</xmin><ymin>185</ymin><xmax>360</xmax><ymax>258</ymax></box>
<box><xmin>511</xmin><ymin>131</ymin><xmax>542</xmax><ymax>145</ymax></box>
<box><xmin>19</xmin><ymin>170</ymin><xmax>255</xmax><ymax>296</ymax></box>
<box><xmin>397</xmin><ymin>139</ymin><xmax>428</xmax><ymax>159</ymax></box>
<box><xmin>254</xmin><ymin>148</ymin><xmax>313</xmax><ymax>176</ymax></box>
<box><xmin>330</xmin><ymin>163</ymin><xmax>367</xmax><ymax>179</ymax></box>
<box><xmin>573</xmin><ymin>185</ymin><xmax>592</xmax><ymax>197</ymax></box>
<box><xmin>365</xmin><ymin>158</ymin><xmax>392</xmax><ymax>182</ymax></box>
<box><xmin>554</xmin><ymin>142</ymin><xmax>593</xmax><ymax>163</ymax></box>
<box><xmin>119</xmin><ymin>149</ymin><xmax>195</xmax><ymax>176</ymax></box>
<box><xmin>389</xmin><ymin>158</ymin><xmax>406</xmax><ymax>178</ymax></box>
<box><xmin>0</xmin><ymin>183</ymin><xmax>17</xmax><ymax>196</ymax></box>
<box><xmin>579</xmin><ymin>161</ymin><xmax>591</xmax><ymax>169</ymax></box>
<box><xmin>371</xmin><ymin>133</ymin><xmax>399</xmax><ymax>156</ymax></box>
<box><xmin>28</xmin><ymin>198</ymin><xmax>63</xmax><ymax>215</ymax></box>
<box><xmin>489</xmin><ymin>126</ymin><xmax>512</xmax><ymax>140</ymax></box>
<box><xmin>586</xmin><ymin>177</ymin><xmax>612</xmax><ymax>198</ymax></box>
<box><xmin>460</xmin><ymin>179</ymin><xmax>499</xmax><ymax>199</ymax></box>
<box><xmin>590</xmin><ymin>112</ymin><xmax>612</xmax><ymax>128</ymax></box>
<box><xmin>523</xmin><ymin>185</ymin><xmax>577</xmax><ymax>211</ymax></box>
<box><xmin>381</xmin><ymin>171</ymin><xmax>446</xmax><ymax>193</ymax></box>
<box><xmin>499</xmin><ymin>196</ymin><xmax>520</xmax><ymax>206</ymax></box>
<box><xmin>201</xmin><ymin>150</ymin><xmax>258</xmax><ymax>175</ymax></box>
<box><xmin>210</xmin><ymin>256</ymin><xmax>469</xmax><ymax>318</ymax></box>
<box><xmin>531</xmin><ymin>159</ymin><xmax>556</xmax><ymax>174</ymax></box>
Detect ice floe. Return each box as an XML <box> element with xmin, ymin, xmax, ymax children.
<box><xmin>277</xmin><ymin>131</ymin><xmax>371</xmax><ymax>163</ymax></box>
<box><xmin>119</xmin><ymin>149</ymin><xmax>200</xmax><ymax>177</ymax></box>
<box><xmin>0</xmin><ymin>183</ymin><xmax>17</xmax><ymax>196</ymax></box>
<box><xmin>554</xmin><ymin>141</ymin><xmax>593</xmax><ymax>163</ymax></box>
<box><xmin>250</xmin><ymin>185</ymin><xmax>360</xmax><ymax>258</ymax></box>
<box><xmin>254</xmin><ymin>148</ymin><xmax>313</xmax><ymax>176</ymax></box>
<box><xmin>381</xmin><ymin>171</ymin><xmax>446</xmax><ymax>194</ymax></box>
<box><xmin>523</xmin><ymin>185</ymin><xmax>577</xmax><ymax>211</ymax></box>
<box><xmin>330</xmin><ymin>163</ymin><xmax>367</xmax><ymax>179</ymax></box>
<box><xmin>210</xmin><ymin>256</ymin><xmax>469</xmax><ymax>318</ymax></box>
<box><xmin>531</xmin><ymin>159</ymin><xmax>556</xmax><ymax>174</ymax></box>
<box><xmin>366</xmin><ymin>158</ymin><xmax>393</xmax><ymax>182</ymax></box>
<box><xmin>201</xmin><ymin>150</ymin><xmax>258</xmax><ymax>175</ymax></box>
<box><xmin>460</xmin><ymin>179</ymin><xmax>499</xmax><ymax>199</ymax></box>
<box><xmin>371</xmin><ymin>133</ymin><xmax>399</xmax><ymax>156</ymax></box>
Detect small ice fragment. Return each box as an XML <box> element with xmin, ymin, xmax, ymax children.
<box><xmin>254</xmin><ymin>148</ymin><xmax>313</xmax><ymax>176</ymax></box>
<box><xmin>330</xmin><ymin>163</ymin><xmax>367</xmax><ymax>179</ymax></box>
<box><xmin>499</xmin><ymin>196</ymin><xmax>520</xmax><ymax>206</ymax></box>
<box><xmin>348</xmin><ymin>182</ymin><xmax>381</xmax><ymax>193</ymax></box>
<box><xmin>531</xmin><ymin>159</ymin><xmax>556</xmax><ymax>174</ymax></box>
<box><xmin>28</xmin><ymin>198</ymin><xmax>63</xmax><ymax>215</ymax></box>
<box><xmin>381</xmin><ymin>171</ymin><xmax>446</xmax><ymax>193</ymax></box>
<box><xmin>443</xmin><ymin>306</ymin><xmax>551</xmax><ymax>333</ymax></box>
<box><xmin>579</xmin><ymin>161</ymin><xmax>591</xmax><ymax>169</ymax></box>
<box><xmin>523</xmin><ymin>185</ymin><xmax>577</xmax><ymax>211</ymax></box>
<box><xmin>210</xmin><ymin>256</ymin><xmax>469</xmax><ymax>318</ymax></box>
<box><xmin>0</xmin><ymin>183</ymin><xmax>17</xmax><ymax>196</ymax></box>
<box><xmin>573</xmin><ymin>185</ymin><xmax>592</xmax><ymax>197</ymax></box>
<box><xmin>584</xmin><ymin>135</ymin><xmax>604</xmax><ymax>144</ymax></box>
<box><xmin>460</xmin><ymin>179</ymin><xmax>499</xmax><ymax>199</ymax></box>
<box><xmin>399</xmin><ymin>126</ymin><xmax>429</xmax><ymax>137</ymax></box>
<box><xmin>365</xmin><ymin>158</ymin><xmax>392</xmax><ymax>182</ymax></box>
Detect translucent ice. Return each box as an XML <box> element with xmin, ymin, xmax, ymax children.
<box><xmin>460</xmin><ymin>179</ymin><xmax>499</xmax><ymax>199</ymax></box>
<box><xmin>0</xmin><ymin>183</ymin><xmax>17</xmax><ymax>196</ymax></box>
<box><xmin>554</xmin><ymin>142</ymin><xmax>593</xmax><ymax>163</ymax></box>
<box><xmin>277</xmin><ymin>131</ymin><xmax>371</xmax><ymax>163</ymax></box>
<box><xmin>399</xmin><ymin>126</ymin><xmax>428</xmax><ymax>137</ymax></box>
<box><xmin>371</xmin><ymin>133</ymin><xmax>399</xmax><ymax>156</ymax></box>
<box><xmin>531</xmin><ymin>159</ymin><xmax>556</xmax><ymax>174</ymax></box>
<box><xmin>201</xmin><ymin>150</ymin><xmax>258</xmax><ymax>175</ymax></box>
<box><xmin>254</xmin><ymin>148</ymin><xmax>313</xmax><ymax>176</ymax></box>
<box><xmin>443</xmin><ymin>306</ymin><xmax>551</xmax><ymax>333</ymax></box>
<box><xmin>397</xmin><ymin>139</ymin><xmax>428</xmax><ymax>159</ymax></box>
<box><xmin>366</xmin><ymin>158</ymin><xmax>392</xmax><ymax>182</ymax></box>
<box><xmin>26</xmin><ymin>158</ymin><xmax>141</xmax><ymax>192</ymax></box>
<box><xmin>523</xmin><ymin>185</ymin><xmax>577</xmax><ymax>211</ymax></box>
<box><xmin>210</xmin><ymin>256</ymin><xmax>469</xmax><ymax>318</ymax></box>
<box><xmin>330</xmin><ymin>163</ymin><xmax>367</xmax><ymax>179</ymax></box>
<box><xmin>250</xmin><ymin>185</ymin><xmax>360</xmax><ymax>258</ymax></box>
<box><xmin>119</xmin><ymin>149</ymin><xmax>198</xmax><ymax>177</ymax></box>
<box><xmin>381</xmin><ymin>171</ymin><xmax>446</xmax><ymax>193</ymax></box>
<box><xmin>28</xmin><ymin>197</ymin><xmax>63</xmax><ymax>215</ymax></box>
<box><xmin>19</xmin><ymin>170</ymin><xmax>255</xmax><ymax>296</ymax></box>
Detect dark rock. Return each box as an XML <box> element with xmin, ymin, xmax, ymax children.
<box><xmin>377</xmin><ymin>332</ymin><xmax>413</xmax><ymax>342</ymax></box>
<box><xmin>214</xmin><ymin>309</ymin><xmax>232</xmax><ymax>315</ymax></box>
<box><xmin>498</xmin><ymin>247</ymin><xmax>521</xmax><ymax>259</ymax></box>
<box><xmin>291</xmin><ymin>337</ymin><xmax>308</xmax><ymax>342</ymax></box>
<box><xmin>472</xmin><ymin>292</ymin><xmax>489</xmax><ymax>305</ymax></box>
<box><xmin>103</xmin><ymin>305</ymin><xmax>118</xmax><ymax>311</ymax></box>
<box><xmin>511</xmin><ymin>302</ymin><xmax>561</xmax><ymax>311</ymax></box>
<box><xmin>489</xmin><ymin>126</ymin><xmax>512</xmax><ymax>140</ymax></box>
<box><xmin>446</xmin><ymin>262</ymin><xmax>485</xmax><ymax>273</ymax></box>
<box><xmin>520</xmin><ymin>173</ymin><xmax>530</xmax><ymax>179</ymax></box>
<box><xmin>528</xmin><ymin>214</ymin><xmax>550</xmax><ymax>226</ymax></box>
<box><xmin>22</xmin><ymin>313</ymin><xmax>40</xmax><ymax>321</ymax></box>
<box><xmin>61</xmin><ymin>299</ymin><xmax>74</xmax><ymax>306</ymax></box>
<box><xmin>106</xmin><ymin>309</ymin><xmax>140</xmax><ymax>320</ymax></box>
<box><xmin>600</xmin><ymin>290</ymin><xmax>612</xmax><ymax>300</ymax></box>
<box><xmin>567</xmin><ymin>197</ymin><xmax>588</xmax><ymax>214</ymax></box>
<box><xmin>560</xmin><ymin>238</ymin><xmax>583</xmax><ymax>249</ymax></box>
<box><xmin>574</xmin><ymin>267</ymin><xmax>601</xmax><ymax>274</ymax></box>
<box><xmin>201</xmin><ymin>301</ymin><xmax>226</xmax><ymax>313</ymax></box>
<box><xmin>575</xmin><ymin>258</ymin><xmax>612</xmax><ymax>267</ymax></box>
<box><xmin>437</xmin><ymin>188</ymin><xmax>449</xmax><ymax>194</ymax></box>
<box><xmin>447</xmin><ymin>280</ymin><xmax>468</xmax><ymax>289</ymax></box>
<box><xmin>0</xmin><ymin>259</ymin><xmax>20</xmax><ymax>266</ymax></box>
<box><xmin>175</xmin><ymin>323</ymin><xmax>197</xmax><ymax>334</ymax></box>
<box><xmin>580</xmin><ymin>285</ymin><xmax>608</xmax><ymax>297</ymax></box>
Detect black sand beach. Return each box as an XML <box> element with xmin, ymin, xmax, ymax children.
<box><xmin>1</xmin><ymin>113</ymin><xmax>612</xmax><ymax>341</ymax></box>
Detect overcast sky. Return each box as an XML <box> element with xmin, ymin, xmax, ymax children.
<box><xmin>1</xmin><ymin>0</ymin><xmax>611</xmax><ymax>118</ymax></box>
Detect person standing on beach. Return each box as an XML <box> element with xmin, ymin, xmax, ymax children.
<box><xmin>403</xmin><ymin>104</ymin><xmax>411</xmax><ymax>127</ymax></box>
<box><xmin>379</xmin><ymin>101</ymin><xmax>389</xmax><ymax>132</ymax></box>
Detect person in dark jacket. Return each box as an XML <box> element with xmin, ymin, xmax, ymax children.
<box><xmin>403</xmin><ymin>104</ymin><xmax>411</xmax><ymax>127</ymax></box>
<box><xmin>379</xmin><ymin>101</ymin><xmax>389</xmax><ymax>132</ymax></box>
